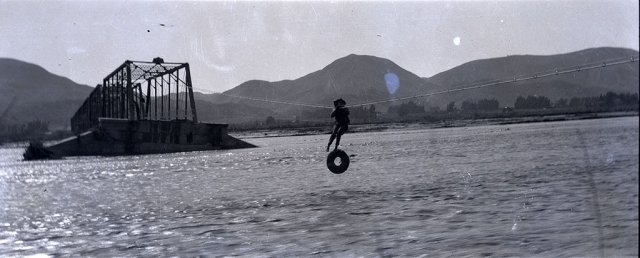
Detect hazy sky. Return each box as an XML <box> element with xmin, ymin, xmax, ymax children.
<box><xmin>1</xmin><ymin>0</ymin><xmax>638</xmax><ymax>93</ymax></box>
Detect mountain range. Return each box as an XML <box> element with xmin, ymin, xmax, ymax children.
<box><xmin>208</xmin><ymin>47</ymin><xmax>639</xmax><ymax>116</ymax></box>
<box><xmin>1</xmin><ymin>47</ymin><xmax>638</xmax><ymax>129</ymax></box>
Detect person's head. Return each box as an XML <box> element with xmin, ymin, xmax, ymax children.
<box><xmin>334</xmin><ymin>98</ymin><xmax>346</xmax><ymax>107</ymax></box>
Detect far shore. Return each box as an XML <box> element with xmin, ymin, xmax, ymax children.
<box><xmin>1</xmin><ymin>111</ymin><xmax>637</xmax><ymax>149</ymax></box>
<box><xmin>230</xmin><ymin>111</ymin><xmax>639</xmax><ymax>139</ymax></box>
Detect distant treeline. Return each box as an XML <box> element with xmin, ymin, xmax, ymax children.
<box><xmin>0</xmin><ymin>120</ymin><xmax>49</xmax><ymax>135</ymax></box>
<box><xmin>232</xmin><ymin>91</ymin><xmax>638</xmax><ymax>131</ymax></box>
<box><xmin>383</xmin><ymin>99</ymin><xmax>501</xmax><ymax>116</ymax></box>
<box><xmin>377</xmin><ymin>92</ymin><xmax>639</xmax><ymax>124</ymax></box>
<box><xmin>0</xmin><ymin>120</ymin><xmax>69</xmax><ymax>143</ymax></box>
<box><xmin>513</xmin><ymin>92</ymin><xmax>638</xmax><ymax>110</ymax></box>
<box><xmin>412</xmin><ymin>92</ymin><xmax>638</xmax><ymax>115</ymax></box>
<box><xmin>552</xmin><ymin>92</ymin><xmax>639</xmax><ymax>109</ymax></box>
<box><xmin>388</xmin><ymin>101</ymin><xmax>427</xmax><ymax>116</ymax></box>
<box><xmin>302</xmin><ymin>105</ymin><xmax>378</xmax><ymax>120</ymax></box>
<box><xmin>2</xmin><ymin>92</ymin><xmax>638</xmax><ymax>139</ymax></box>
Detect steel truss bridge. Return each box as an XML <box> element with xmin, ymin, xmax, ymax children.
<box><xmin>71</xmin><ymin>58</ymin><xmax>198</xmax><ymax>133</ymax></box>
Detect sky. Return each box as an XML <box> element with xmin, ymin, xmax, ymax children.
<box><xmin>1</xmin><ymin>0</ymin><xmax>638</xmax><ymax>93</ymax></box>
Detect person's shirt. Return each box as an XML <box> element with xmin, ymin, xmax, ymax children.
<box><xmin>331</xmin><ymin>107</ymin><xmax>350</xmax><ymax>125</ymax></box>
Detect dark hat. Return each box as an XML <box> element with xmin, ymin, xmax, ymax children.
<box><xmin>334</xmin><ymin>98</ymin><xmax>346</xmax><ymax>106</ymax></box>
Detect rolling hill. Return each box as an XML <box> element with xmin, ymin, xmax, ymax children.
<box><xmin>0</xmin><ymin>58</ymin><xmax>94</xmax><ymax>129</ymax></box>
<box><xmin>421</xmin><ymin>47</ymin><xmax>640</xmax><ymax>108</ymax></box>
<box><xmin>205</xmin><ymin>53</ymin><xmax>434</xmax><ymax>114</ymax></box>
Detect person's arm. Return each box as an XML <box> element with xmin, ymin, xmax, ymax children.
<box><xmin>331</xmin><ymin>109</ymin><xmax>337</xmax><ymax>118</ymax></box>
<box><xmin>344</xmin><ymin>107</ymin><xmax>350</xmax><ymax>116</ymax></box>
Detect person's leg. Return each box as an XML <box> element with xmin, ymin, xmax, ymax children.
<box><xmin>327</xmin><ymin>125</ymin><xmax>339</xmax><ymax>152</ymax></box>
<box><xmin>334</xmin><ymin>124</ymin><xmax>348</xmax><ymax>150</ymax></box>
<box><xmin>327</xmin><ymin>134</ymin><xmax>335</xmax><ymax>152</ymax></box>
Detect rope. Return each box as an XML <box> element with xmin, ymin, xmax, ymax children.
<box><xmin>189</xmin><ymin>87</ymin><xmax>332</xmax><ymax>108</ymax></box>
<box><xmin>194</xmin><ymin>55</ymin><xmax>638</xmax><ymax>109</ymax></box>
<box><xmin>216</xmin><ymin>93</ymin><xmax>332</xmax><ymax>109</ymax></box>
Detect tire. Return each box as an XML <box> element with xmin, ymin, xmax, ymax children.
<box><xmin>327</xmin><ymin>149</ymin><xmax>350</xmax><ymax>174</ymax></box>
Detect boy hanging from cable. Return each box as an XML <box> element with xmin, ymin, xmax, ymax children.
<box><xmin>327</xmin><ymin>98</ymin><xmax>350</xmax><ymax>152</ymax></box>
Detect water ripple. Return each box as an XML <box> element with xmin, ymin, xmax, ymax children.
<box><xmin>0</xmin><ymin>117</ymin><xmax>638</xmax><ymax>257</ymax></box>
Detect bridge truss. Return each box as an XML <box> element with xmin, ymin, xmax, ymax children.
<box><xmin>71</xmin><ymin>58</ymin><xmax>198</xmax><ymax>133</ymax></box>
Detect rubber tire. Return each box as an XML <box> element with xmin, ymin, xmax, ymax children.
<box><xmin>327</xmin><ymin>149</ymin><xmax>350</xmax><ymax>174</ymax></box>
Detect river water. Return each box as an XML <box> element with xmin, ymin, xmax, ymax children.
<box><xmin>0</xmin><ymin>117</ymin><xmax>638</xmax><ymax>257</ymax></box>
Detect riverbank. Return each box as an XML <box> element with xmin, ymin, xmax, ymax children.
<box><xmin>230</xmin><ymin>111</ymin><xmax>639</xmax><ymax>139</ymax></box>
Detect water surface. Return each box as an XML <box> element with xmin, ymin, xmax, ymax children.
<box><xmin>1</xmin><ymin>117</ymin><xmax>638</xmax><ymax>257</ymax></box>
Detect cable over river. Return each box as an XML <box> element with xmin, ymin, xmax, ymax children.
<box><xmin>0</xmin><ymin>116</ymin><xmax>637</xmax><ymax>257</ymax></box>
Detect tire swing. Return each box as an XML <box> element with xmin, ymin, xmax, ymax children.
<box><xmin>326</xmin><ymin>149</ymin><xmax>350</xmax><ymax>174</ymax></box>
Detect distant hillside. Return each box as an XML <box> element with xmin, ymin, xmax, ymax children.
<box><xmin>206</xmin><ymin>54</ymin><xmax>432</xmax><ymax>115</ymax></box>
<box><xmin>422</xmin><ymin>47</ymin><xmax>639</xmax><ymax>108</ymax></box>
<box><xmin>204</xmin><ymin>47</ymin><xmax>638</xmax><ymax>118</ymax></box>
<box><xmin>0</xmin><ymin>58</ymin><xmax>93</xmax><ymax>129</ymax></box>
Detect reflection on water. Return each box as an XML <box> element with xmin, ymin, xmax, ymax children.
<box><xmin>1</xmin><ymin>117</ymin><xmax>638</xmax><ymax>257</ymax></box>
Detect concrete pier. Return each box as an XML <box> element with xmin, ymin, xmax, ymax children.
<box><xmin>47</xmin><ymin>118</ymin><xmax>255</xmax><ymax>157</ymax></box>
